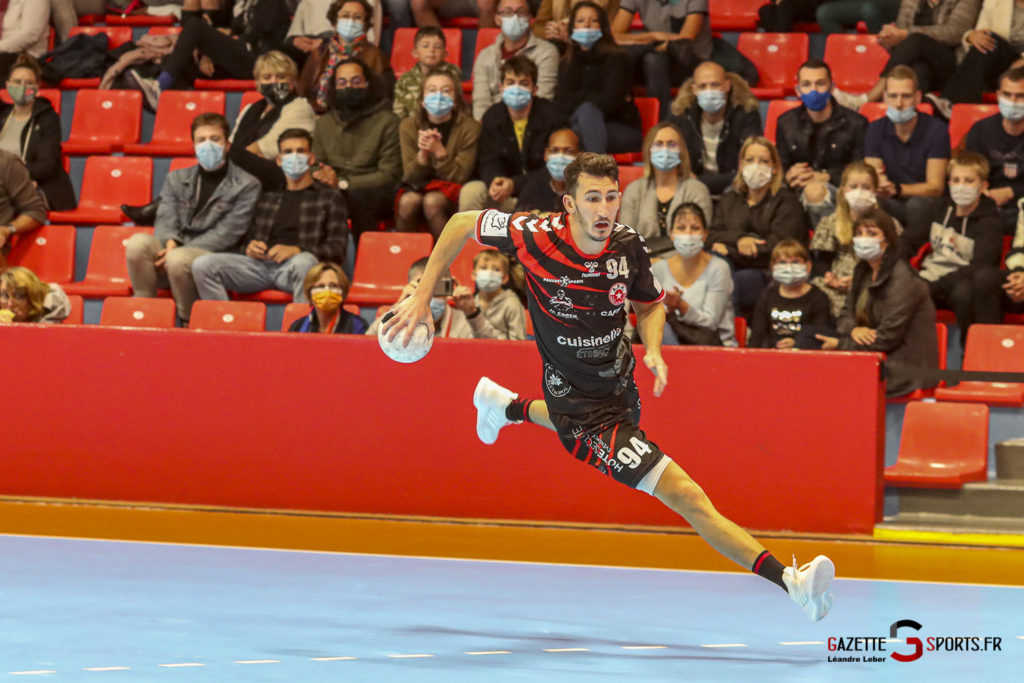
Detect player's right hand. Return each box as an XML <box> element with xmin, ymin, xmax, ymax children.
<box><xmin>644</xmin><ymin>352</ymin><xmax>668</xmax><ymax>397</ymax></box>
<box><xmin>382</xmin><ymin>291</ymin><xmax>431</xmax><ymax>347</ymax></box>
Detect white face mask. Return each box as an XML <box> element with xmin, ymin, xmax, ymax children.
<box><xmin>853</xmin><ymin>236</ymin><xmax>884</xmax><ymax>261</ymax></box>
<box><xmin>474</xmin><ymin>270</ymin><xmax>503</xmax><ymax>293</ymax></box>
<box><xmin>844</xmin><ymin>187</ymin><xmax>876</xmax><ymax>213</ymax></box>
<box><xmin>772</xmin><ymin>262</ymin><xmax>808</xmax><ymax>285</ymax></box>
<box><xmin>672</xmin><ymin>234</ymin><xmax>704</xmax><ymax>258</ymax></box>
<box><xmin>742</xmin><ymin>162</ymin><xmax>773</xmax><ymax>190</ymax></box>
<box><xmin>949</xmin><ymin>183</ymin><xmax>981</xmax><ymax>207</ymax></box>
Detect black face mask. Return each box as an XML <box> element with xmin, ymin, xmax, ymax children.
<box><xmin>258</xmin><ymin>82</ymin><xmax>292</xmax><ymax>106</ymax></box>
<box><xmin>334</xmin><ymin>87</ymin><xmax>369</xmax><ymax>114</ymax></box>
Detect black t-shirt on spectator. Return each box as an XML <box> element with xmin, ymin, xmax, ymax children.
<box><xmin>749</xmin><ymin>283</ymin><xmax>834</xmax><ymax>348</ymax></box>
<box><xmin>268</xmin><ymin>189</ymin><xmax>303</xmax><ymax>247</ymax></box>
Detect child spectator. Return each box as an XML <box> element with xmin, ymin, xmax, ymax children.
<box><xmin>749</xmin><ymin>240</ymin><xmax>833</xmax><ymax>349</ymax></box>
<box><xmin>366</xmin><ymin>257</ymin><xmax>473</xmax><ymax>338</ymax></box>
<box><xmin>513</xmin><ymin>127</ymin><xmax>580</xmax><ymax>213</ymax></box>
<box><xmin>288</xmin><ymin>261</ymin><xmax>369</xmax><ymax>333</ymax></box>
<box><xmin>392</xmin><ymin>26</ymin><xmax>464</xmax><ymax>120</ymax></box>
<box><xmin>0</xmin><ymin>265</ymin><xmax>70</xmax><ymax>324</ymax></box>
<box><xmin>451</xmin><ymin>248</ymin><xmax>527</xmax><ymax>339</ymax></box>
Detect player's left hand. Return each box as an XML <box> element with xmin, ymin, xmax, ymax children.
<box><xmin>644</xmin><ymin>352</ymin><xmax>668</xmax><ymax>397</ymax></box>
<box><xmin>382</xmin><ymin>290</ymin><xmax>431</xmax><ymax>347</ymax></box>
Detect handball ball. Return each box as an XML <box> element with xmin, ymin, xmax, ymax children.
<box><xmin>378</xmin><ymin>311</ymin><xmax>433</xmax><ymax>364</ymax></box>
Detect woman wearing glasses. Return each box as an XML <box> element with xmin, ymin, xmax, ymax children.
<box><xmin>0</xmin><ymin>266</ymin><xmax>70</xmax><ymax>324</ymax></box>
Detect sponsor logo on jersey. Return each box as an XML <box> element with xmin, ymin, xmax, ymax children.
<box><xmin>583</xmin><ymin>261</ymin><xmax>602</xmax><ymax>278</ymax></box>
<box><xmin>544</xmin><ymin>365</ymin><xmax>571</xmax><ymax>397</ymax></box>
<box><xmin>478</xmin><ymin>211</ymin><xmax>509</xmax><ymax>238</ymax></box>
<box><xmin>577</xmin><ymin>345</ymin><xmax>612</xmax><ymax>359</ymax></box>
<box><xmin>549</xmin><ymin>289</ymin><xmax>579</xmax><ymax>319</ymax></box>
<box><xmin>608</xmin><ymin>282</ymin><xmax>628</xmax><ymax>306</ymax></box>
<box><xmin>556</xmin><ymin>328</ymin><xmax>622</xmax><ymax>348</ymax></box>
<box><xmin>543</xmin><ymin>275</ymin><xmax>584</xmax><ymax>286</ymax></box>
<box><xmin>1006</xmin><ymin>162</ymin><xmax>1018</xmax><ymax>179</ymax></box>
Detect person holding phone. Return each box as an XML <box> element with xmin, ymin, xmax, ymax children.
<box><xmin>365</xmin><ymin>256</ymin><xmax>474</xmax><ymax>338</ymax></box>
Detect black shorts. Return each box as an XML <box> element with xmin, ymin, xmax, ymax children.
<box><xmin>548</xmin><ymin>381</ymin><xmax>669</xmax><ymax>492</ymax></box>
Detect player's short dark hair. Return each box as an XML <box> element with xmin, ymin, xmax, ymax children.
<box><xmin>415</xmin><ymin>25</ymin><xmax>446</xmax><ymax>46</ymax></box>
<box><xmin>277</xmin><ymin>128</ymin><xmax>313</xmax><ymax>151</ymax></box>
<box><xmin>190</xmin><ymin>112</ymin><xmax>230</xmax><ymax>140</ymax></box>
<box><xmin>797</xmin><ymin>58</ymin><xmax>832</xmax><ymax>85</ymax></box>
<box><xmin>500</xmin><ymin>55</ymin><xmax>538</xmax><ymax>87</ymax></box>
<box><xmin>999</xmin><ymin>65</ymin><xmax>1024</xmax><ymax>88</ymax></box>
<box><xmin>853</xmin><ymin>206</ymin><xmax>900</xmax><ymax>247</ymax></box>
<box><xmin>565</xmin><ymin>153</ymin><xmax>619</xmax><ymax>198</ymax></box>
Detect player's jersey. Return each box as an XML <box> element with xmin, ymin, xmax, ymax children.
<box><xmin>475</xmin><ymin>209</ymin><xmax>664</xmax><ymax>415</ymax></box>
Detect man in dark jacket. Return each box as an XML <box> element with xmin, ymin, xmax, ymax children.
<box><xmin>460</xmin><ymin>55</ymin><xmax>565</xmax><ymax>212</ymax></box>
<box><xmin>776</xmin><ymin>59</ymin><xmax>867</xmax><ymax>228</ymax></box>
<box><xmin>667</xmin><ymin>60</ymin><xmax>762</xmax><ymax>195</ymax></box>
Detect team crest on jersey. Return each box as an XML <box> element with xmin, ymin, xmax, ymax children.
<box><xmin>608</xmin><ymin>282</ymin><xmax>628</xmax><ymax>306</ymax></box>
<box><xmin>1006</xmin><ymin>163</ymin><xmax>1018</xmax><ymax>179</ymax></box>
<box><xmin>544</xmin><ymin>365</ymin><xmax>571</xmax><ymax>397</ymax></box>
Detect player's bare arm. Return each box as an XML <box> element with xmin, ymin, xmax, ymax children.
<box><xmin>632</xmin><ymin>298</ymin><xmax>669</xmax><ymax>397</ymax></box>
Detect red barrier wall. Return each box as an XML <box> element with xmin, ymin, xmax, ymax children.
<box><xmin>0</xmin><ymin>325</ymin><xmax>885</xmax><ymax>533</ymax></box>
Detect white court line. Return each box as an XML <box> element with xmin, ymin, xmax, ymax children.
<box><xmin>543</xmin><ymin>648</ymin><xmax>590</xmax><ymax>652</ymax></box>
<box><xmin>386</xmin><ymin>654</ymin><xmax>434</xmax><ymax>659</ymax></box>
<box><xmin>882</xmin><ymin>639</ymin><xmax>904</xmax><ymax>644</ymax></box>
<box><xmin>621</xmin><ymin>645</ymin><xmax>666</xmax><ymax>650</ymax></box>
<box><xmin>310</xmin><ymin>656</ymin><xmax>357</xmax><ymax>661</ymax></box>
<box><xmin>83</xmin><ymin>667</ymin><xmax>130</xmax><ymax>671</ymax></box>
<box><xmin>233</xmin><ymin>660</ymin><xmax>280</xmax><ymax>664</ymax></box>
<box><xmin>8</xmin><ymin>673</ymin><xmax>56</xmax><ymax>677</ymax></box>
<box><xmin>780</xmin><ymin>641</ymin><xmax>825</xmax><ymax>646</ymax></box>
<box><xmin>158</xmin><ymin>663</ymin><xmax>205</xmax><ymax>668</ymax></box>
<box><xmin>701</xmin><ymin>643</ymin><xmax>747</xmax><ymax>648</ymax></box>
<box><xmin>465</xmin><ymin>651</ymin><xmax>511</xmax><ymax>655</ymax></box>
<box><xmin>1017</xmin><ymin>636</ymin><xmax>1024</xmax><ymax>640</ymax></box>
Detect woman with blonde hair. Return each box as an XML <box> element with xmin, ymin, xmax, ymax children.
<box><xmin>0</xmin><ymin>266</ymin><xmax>70</xmax><ymax>324</ymax></box>
<box><xmin>287</xmin><ymin>262</ymin><xmax>368</xmax><ymax>334</ymax></box>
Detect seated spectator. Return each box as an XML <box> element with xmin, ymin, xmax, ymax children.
<box><xmin>668</xmin><ymin>61</ymin><xmax>762</xmax><ymax>196</ymax></box>
<box><xmin>513</xmin><ymin>126</ymin><xmax>580</xmax><ymax>213</ymax></box>
<box><xmin>397</xmin><ymin>70</ymin><xmax>481</xmax><ymax>237</ymax></box>
<box><xmin>385</xmin><ymin>0</ymin><xmax>496</xmax><ymax>28</ymax></box>
<box><xmin>535</xmin><ymin>0</ymin><xmax>621</xmax><ymax>53</ymax></box>
<box><xmin>810</xmin><ymin>161</ymin><xmax>893</xmax><ymax>317</ymax></box>
<box><xmin>392</xmin><ymin>26</ymin><xmax>464</xmax><ymax>120</ymax></box>
<box><xmin>901</xmin><ymin>150</ymin><xmax>1004</xmax><ymax>341</ymax></box>
<box><xmin>451</xmin><ymin>248</ymin><xmax>527</xmax><ymax>339</ymax></box>
<box><xmin>285</xmin><ymin>0</ymin><xmax>382</xmax><ymax>68</ymax></box>
<box><xmin>0</xmin><ymin>151</ymin><xmax>47</xmax><ymax>258</ymax></box>
<box><xmin>473</xmin><ymin>0</ymin><xmax>559</xmax><ymax>120</ymax></box>
<box><xmin>0</xmin><ymin>54</ymin><xmax>76</xmax><ymax>211</ymax></box>
<box><xmin>555</xmin><ymin>1</ymin><xmax>640</xmax><ymax>154</ymax></box>
<box><xmin>611</xmin><ymin>0</ymin><xmax>713</xmax><ymax>120</ymax></box>
<box><xmin>289</xmin><ymin>262</ymin><xmax>369</xmax><ymax>333</ymax></box>
<box><xmin>299</xmin><ymin>0</ymin><xmax>392</xmax><ymax>114</ymax></box>
<box><xmin>0</xmin><ymin>265</ymin><xmax>69</xmax><ymax>324</ymax></box>
<box><xmin>620</xmin><ymin>121</ymin><xmax>712</xmax><ymax>239</ymax></box>
<box><xmin>816</xmin><ymin>0</ymin><xmax>901</xmax><ymax>34</ymax></box>
<box><xmin>816</xmin><ymin>207</ymin><xmax>938</xmax><ymax>398</ymax></box>
<box><xmin>708</xmin><ymin>136</ymin><xmax>811</xmax><ymax>316</ymax></box>
<box><xmin>758</xmin><ymin>0</ymin><xmax>823</xmax><ymax>32</ymax></box>
<box><xmin>651</xmin><ymin>202</ymin><xmax>736</xmax><ymax>346</ymax></box>
<box><xmin>125</xmin><ymin>113</ymin><xmax>261</xmax><ymax>325</ymax></box>
<box><xmin>229</xmin><ymin>51</ymin><xmax>317</xmax><ymax>192</ymax></box>
<box><xmin>312</xmin><ymin>58</ymin><xmax>401</xmax><ymax>243</ymax></box>
<box><xmin>964</xmin><ymin>66</ymin><xmax>1024</xmax><ymax>232</ymax></box>
<box><xmin>193</xmin><ymin>128</ymin><xmax>349</xmax><ymax>303</ymax></box>
<box><xmin>366</xmin><ymin>256</ymin><xmax>473</xmax><ymax>337</ymax></box>
<box><xmin>749</xmin><ymin>239</ymin><xmax>833</xmax><ymax>349</ymax></box>
<box><xmin>132</xmin><ymin>0</ymin><xmax>291</xmax><ymax>109</ymax></box>
<box><xmin>0</xmin><ymin>1</ymin><xmax>50</xmax><ymax>75</ymax></box>
<box><xmin>460</xmin><ymin>55</ymin><xmax>564</xmax><ymax>213</ymax></box>
<box><xmin>777</xmin><ymin>58</ymin><xmax>868</xmax><ymax>229</ymax></box>
<box><xmin>1003</xmin><ymin>204</ymin><xmax>1024</xmax><ymax>315</ymax></box>
<box><xmin>864</xmin><ymin>65</ymin><xmax>949</xmax><ymax>225</ymax></box>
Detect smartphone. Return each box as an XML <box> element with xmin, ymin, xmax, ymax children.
<box><xmin>433</xmin><ymin>279</ymin><xmax>454</xmax><ymax>297</ymax></box>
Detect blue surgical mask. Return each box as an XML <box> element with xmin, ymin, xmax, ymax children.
<box><xmin>501</xmin><ymin>84</ymin><xmax>532</xmax><ymax>111</ymax></box>
<box><xmin>672</xmin><ymin>234</ymin><xmax>704</xmax><ymax>258</ymax></box>
<box><xmin>280</xmin><ymin>152</ymin><xmax>310</xmax><ymax>180</ymax></box>
<box><xmin>853</xmin><ymin>236</ymin><xmax>884</xmax><ymax>261</ymax></box>
<box><xmin>571</xmin><ymin>28</ymin><xmax>602</xmax><ymax>49</ymax></box>
<box><xmin>772</xmin><ymin>263</ymin><xmax>808</xmax><ymax>285</ymax></box>
<box><xmin>546</xmin><ymin>153</ymin><xmax>574</xmax><ymax>181</ymax></box>
<box><xmin>336</xmin><ymin>18</ymin><xmax>364</xmax><ymax>41</ymax></box>
<box><xmin>423</xmin><ymin>92</ymin><xmax>454</xmax><ymax>117</ymax></box>
<box><xmin>886</xmin><ymin>105</ymin><xmax>916</xmax><ymax>125</ymax></box>
<box><xmin>195</xmin><ymin>140</ymin><xmax>225</xmax><ymax>171</ymax></box>
<box><xmin>696</xmin><ymin>89</ymin><xmax>726</xmax><ymax>114</ymax></box>
<box><xmin>998</xmin><ymin>96</ymin><xmax>1024</xmax><ymax>122</ymax></box>
<box><xmin>650</xmin><ymin>147</ymin><xmax>681</xmax><ymax>171</ymax></box>
<box><xmin>799</xmin><ymin>88</ymin><xmax>831</xmax><ymax>112</ymax></box>
<box><xmin>430</xmin><ymin>298</ymin><xmax>447</xmax><ymax>321</ymax></box>
<box><xmin>501</xmin><ymin>15</ymin><xmax>530</xmax><ymax>41</ymax></box>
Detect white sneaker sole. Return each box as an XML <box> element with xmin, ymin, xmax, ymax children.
<box><xmin>802</xmin><ymin>556</ymin><xmax>835</xmax><ymax>621</ymax></box>
<box><xmin>473</xmin><ymin>377</ymin><xmax>509</xmax><ymax>446</ymax></box>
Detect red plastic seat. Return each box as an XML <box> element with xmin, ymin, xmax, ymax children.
<box><xmin>60</xmin><ymin>27</ymin><xmax>134</xmax><ymax>88</ymax></box>
<box><xmin>99</xmin><ymin>296</ymin><xmax>176</xmax><ymax>328</ymax></box>
<box><xmin>5</xmin><ymin>225</ymin><xmax>76</xmax><ymax>284</ymax></box>
<box><xmin>105</xmin><ymin>12</ymin><xmax>175</xmax><ymax>26</ymax></box>
<box><xmin>823</xmin><ymin>35</ymin><xmax>889</xmax><ymax>93</ymax></box>
<box><xmin>934</xmin><ymin>324</ymin><xmax>1024</xmax><ymax>406</ymax></box>
<box><xmin>884</xmin><ymin>401</ymin><xmax>989</xmax><ymax>488</ymax></box>
<box><xmin>63</xmin><ymin>90</ymin><xmax>143</xmax><ymax>154</ymax></box>
<box><xmin>618</xmin><ymin>164</ymin><xmax>645</xmax><ymax>189</ymax></box>
<box><xmin>123</xmin><ymin>90</ymin><xmax>227</xmax><ymax>156</ymax></box>
<box><xmin>63</xmin><ymin>226</ymin><xmax>154</xmax><ymax>298</ymax></box>
<box><xmin>1</xmin><ymin>88</ymin><xmax>60</xmax><ymax>114</ymax></box>
<box><xmin>239</xmin><ymin>90</ymin><xmax>262</xmax><ymax>112</ymax></box>
<box><xmin>613</xmin><ymin>97</ymin><xmax>659</xmax><ymax>164</ymax></box>
<box><xmin>858</xmin><ymin>101</ymin><xmax>933</xmax><ymax>122</ymax></box>
<box><xmin>64</xmin><ymin>294</ymin><xmax>84</xmax><ymax>325</ymax></box>
<box><xmin>734</xmin><ymin>316</ymin><xmax>748</xmax><ymax>348</ymax></box>
<box><xmin>233</xmin><ymin>289</ymin><xmax>292</xmax><ymax>304</ymax></box>
<box><xmin>168</xmin><ymin>157</ymin><xmax>197</xmax><ymax>173</ymax></box>
<box><xmin>145</xmin><ymin>26</ymin><xmax>182</xmax><ymax>37</ymax></box>
<box><xmin>736</xmin><ymin>33</ymin><xmax>809</xmax><ymax>99</ymax></box>
<box><xmin>709</xmin><ymin>0</ymin><xmax>765</xmax><ymax>31</ymax></box>
<box><xmin>450</xmin><ymin>240</ymin><xmax>486</xmax><ymax>289</ymax></box>
<box><xmin>280</xmin><ymin>302</ymin><xmax>360</xmax><ymax>331</ymax></box>
<box><xmin>189</xmin><ymin>300</ymin><xmax>267</xmax><ymax>332</ymax></box>
<box><xmin>764</xmin><ymin>99</ymin><xmax>801</xmax><ymax>144</ymax></box>
<box><xmin>346</xmin><ymin>232</ymin><xmax>434</xmax><ymax>306</ymax></box>
<box><xmin>49</xmin><ymin>156</ymin><xmax>153</xmax><ymax>224</ymax></box>
<box><xmin>195</xmin><ymin>79</ymin><xmax>256</xmax><ymax>91</ymax></box>
<box><xmin>391</xmin><ymin>27</ymin><xmax>463</xmax><ymax>78</ymax></box>
<box><xmin>949</xmin><ymin>104</ymin><xmax>999</xmax><ymax>148</ymax></box>
<box><xmin>473</xmin><ymin>27</ymin><xmax>502</xmax><ymax>64</ymax></box>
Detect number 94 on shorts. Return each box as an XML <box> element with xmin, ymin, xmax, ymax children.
<box><xmin>555</xmin><ymin>416</ymin><xmax>667</xmax><ymax>490</ymax></box>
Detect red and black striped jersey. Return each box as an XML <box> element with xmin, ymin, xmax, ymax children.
<box><xmin>475</xmin><ymin>209</ymin><xmax>664</xmax><ymax>415</ymax></box>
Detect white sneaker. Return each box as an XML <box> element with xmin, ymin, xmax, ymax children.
<box><xmin>473</xmin><ymin>377</ymin><xmax>517</xmax><ymax>445</ymax></box>
<box><xmin>832</xmin><ymin>88</ymin><xmax>868</xmax><ymax>112</ymax></box>
<box><xmin>782</xmin><ymin>555</ymin><xmax>835</xmax><ymax>621</ymax></box>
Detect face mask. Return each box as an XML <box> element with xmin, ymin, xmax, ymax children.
<box><xmin>799</xmin><ymin>88</ymin><xmax>830</xmax><ymax>112</ymax></box>
<box><xmin>501</xmin><ymin>84</ymin><xmax>532</xmax><ymax>111</ymax></box>
<box><xmin>258</xmin><ymin>81</ymin><xmax>291</xmax><ymax>106</ymax></box>
<box><xmin>546</xmin><ymin>153</ymin><xmax>574</xmax><ymax>181</ymax></box>
<box><xmin>336</xmin><ymin>18</ymin><xmax>364</xmax><ymax>41</ymax></box>
<box><xmin>844</xmin><ymin>188</ymin><xmax>876</xmax><ymax>213</ymax></box>
<box><xmin>423</xmin><ymin>92</ymin><xmax>454</xmax><ymax>117</ymax></box>
<box><xmin>475</xmin><ymin>270</ymin><xmax>503</xmax><ymax>293</ymax></box>
<box><xmin>430</xmin><ymin>298</ymin><xmax>447</xmax><ymax>321</ymax></box>
<box><xmin>280</xmin><ymin>152</ymin><xmax>310</xmax><ymax>180</ymax></box>
<box><xmin>772</xmin><ymin>262</ymin><xmax>808</xmax><ymax>285</ymax></box>
<box><xmin>886</xmin><ymin>105</ymin><xmax>916</xmax><ymax>125</ymax></box>
<box><xmin>998</xmin><ymin>96</ymin><xmax>1024</xmax><ymax>122</ymax></box>
<box><xmin>650</xmin><ymin>147</ymin><xmax>681</xmax><ymax>172</ymax></box>
<box><xmin>949</xmin><ymin>183</ymin><xmax>981</xmax><ymax>207</ymax></box>
<box><xmin>673</xmin><ymin>234</ymin><xmax>704</xmax><ymax>258</ymax></box>
<box><xmin>853</xmin><ymin>236</ymin><xmax>884</xmax><ymax>261</ymax></box>
<box><xmin>501</xmin><ymin>15</ymin><xmax>530</xmax><ymax>41</ymax></box>
<box><xmin>742</xmin><ymin>162</ymin><xmax>773</xmax><ymax>190</ymax></box>
<box><xmin>696</xmin><ymin>89</ymin><xmax>726</xmax><ymax>114</ymax></box>
<box><xmin>195</xmin><ymin>140</ymin><xmax>225</xmax><ymax>171</ymax></box>
<box><xmin>7</xmin><ymin>83</ymin><xmax>36</xmax><ymax>107</ymax></box>
<box><xmin>312</xmin><ymin>288</ymin><xmax>343</xmax><ymax>312</ymax></box>
<box><xmin>571</xmin><ymin>28</ymin><xmax>602</xmax><ymax>48</ymax></box>
<box><xmin>334</xmin><ymin>86</ymin><xmax>368</xmax><ymax>112</ymax></box>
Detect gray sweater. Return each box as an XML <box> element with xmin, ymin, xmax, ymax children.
<box><xmin>469</xmin><ymin>288</ymin><xmax>527</xmax><ymax>340</ymax></box>
<box><xmin>619</xmin><ymin>176</ymin><xmax>713</xmax><ymax>240</ymax></box>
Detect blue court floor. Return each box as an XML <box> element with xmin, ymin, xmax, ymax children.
<box><xmin>2</xmin><ymin>535</ymin><xmax>1021</xmax><ymax>681</ymax></box>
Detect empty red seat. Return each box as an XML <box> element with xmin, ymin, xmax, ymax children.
<box><xmin>233</xmin><ymin>289</ymin><xmax>292</xmax><ymax>304</ymax></box>
<box><xmin>949</xmin><ymin>104</ymin><xmax>999</xmax><ymax>148</ymax></box>
<box><xmin>709</xmin><ymin>0</ymin><xmax>765</xmax><ymax>30</ymax></box>
<box><xmin>64</xmin><ymin>294</ymin><xmax>84</xmax><ymax>324</ymax></box>
<box><xmin>123</xmin><ymin>90</ymin><xmax>226</xmax><ymax>156</ymax></box>
<box><xmin>934</xmin><ymin>324</ymin><xmax>1024</xmax><ymax>406</ymax></box>
<box><xmin>734</xmin><ymin>316</ymin><xmax>748</xmax><ymax>348</ymax></box>
<box><xmin>63</xmin><ymin>90</ymin><xmax>143</xmax><ymax>154</ymax></box>
<box><xmin>613</xmin><ymin>97</ymin><xmax>659</xmax><ymax>164</ymax></box>
<box><xmin>618</xmin><ymin>164</ymin><xmax>645</xmax><ymax>189</ymax></box>
<box><xmin>346</xmin><ymin>232</ymin><xmax>434</xmax><ymax>306</ymax></box>
<box><xmin>168</xmin><ymin>157</ymin><xmax>197</xmax><ymax>173</ymax></box>
<box><xmin>64</xmin><ymin>226</ymin><xmax>154</xmax><ymax>298</ymax></box>
<box><xmin>189</xmin><ymin>300</ymin><xmax>267</xmax><ymax>332</ymax></box>
<box><xmin>60</xmin><ymin>27</ymin><xmax>134</xmax><ymax>88</ymax></box>
<box><xmin>49</xmin><ymin>156</ymin><xmax>153</xmax><ymax>224</ymax></box>
<box><xmin>5</xmin><ymin>225</ymin><xmax>76</xmax><ymax>284</ymax></box>
<box><xmin>391</xmin><ymin>27</ymin><xmax>463</xmax><ymax>78</ymax></box>
<box><xmin>884</xmin><ymin>401</ymin><xmax>989</xmax><ymax>488</ymax></box>
<box><xmin>858</xmin><ymin>101</ymin><xmax>933</xmax><ymax>122</ymax></box>
<box><xmin>736</xmin><ymin>33</ymin><xmax>809</xmax><ymax>99</ymax></box>
<box><xmin>1</xmin><ymin>88</ymin><xmax>60</xmax><ymax>114</ymax></box>
<box><xmin>99</xmin><ymin>296</ymin><xmax>176</xmax><ymax>328</ymax></box>
<box><xmin>763</xmin><ymin>99</ymin><xmax>802</xmax><ymax>144</ymax></box>
<box><xmin>194</xmin><ymin>79</ymin><xmax>256</xmax><ymax>91</ymax></box>
<box><xmin>823</xmin><ymin>35</ymin><xmax>889</xmax><ymax>93</ymax></box>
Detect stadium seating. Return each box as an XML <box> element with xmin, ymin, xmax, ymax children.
<box><xmin>123</xmin><ymin>90</ymin><xmax>227</xmax><ymax>156</ymax></box>
<box><xmin>239</xmin><ymin>90</ymin><xmax>262</xmax><ymax>111</ymax></box>
<box><xmin>473</xmin><ymin>28</ymin><xmax>502</xmax><ymax>64</ymax></box>
<box><xmin>618</xmin><ymin>164</ymin><xmax>645</xmax><ymax>189</ymax></box>
<box><xmin>734</xmin><ymin>316</ymin><xmax>748</xmax><ymax>348</ymax></box>
<box><xmin>709</xmin><ymin>0</ymin><xmax>764</xmax><ymax>31</ymax></box>
<box><xmin>736</xmin><ymin>33</ymin><xmax>809</xmax><ymax>99</ymax></box>
<box><xmin>189</xmin><ymin>300</ymin><xmax>267</xmax><ymax>332</ymax></box>
<box><xmin>62</xmin><ymin>90</ymin><xmax>143</xmax><ymax>154</ymax></box>
<box><xmin>934</xmin><ymin>324</ymin><xmax>1024</xmax><ymax>406</ymax></box>
<box><xmin>64</xmin><ymin>295</ymin><xmax>84</xmax><ymax>325</ymax></box>
<box><xmin>195</xmin><ymin>79</ymin><xmax>255</xmax><ymax>91</ymax></box>
<box><xmin>884</xmin><ymin>401</ymin><xmax>989</xmax><ymax>488</ymax></box>
<box><xmin>451</xmin><ymin>240</ymin><xmax>486</xmax><ymax>289</ymax></box>
<box><xmin>823</xmin><ymin>35</ymin><xmax>889</xmax><ymax>94</ymax></box>
<box><xmin>763</xmin><ymin>99</ymin><xmax>801</xmax><ymax>144</ymax></box>
<box><xmin>5</xmin><ymin>225</ymin><xmax>76</xmax><ymax>284</ymax></box>
<box><xmin>60</xmin><ymin>27</ymin><xmax>134</xmax><ymax>89</ymax></box>
<box><xmin>613</xmin><ymin>97</ymin><xmax>659</xmax><ymax>164</ymax></box>
<box><xmin>391</xmin><ymin>28</ymin><xmax>463</xmax><ymax>78</ymax></box>
<box><xmin>49</xmin><ymin>156</ymin><xmax>153</xmax><ymax>225</ymax></box>
<box><xmin>949</xmin><ymin>104</ymin><xmax>999</xmax><ymax>148</ymax></box>
<box><xmin>169</xmin><ymin>157</ymin><xmax>198</xmax><ymax>173</ymax></box>
<box><xmin>64</xmin><ymin>226</ymin><xmax>154</xmax><ymax>298</ymax></box>
<box><xmin>346</xmin><ymin>232</ymin><xmax>434</xmax><ymax>306</ymax></box>
<box><xmin>99</xmin><ymin>296</ymin><xmax>176</xmax><ymax>328</ymax></box>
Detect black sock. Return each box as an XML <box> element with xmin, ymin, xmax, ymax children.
<box><xmin>752</xmin><ymin>550</ymin><xmax>788</xmax><ymax>592</ymax></box>
<box><xmin>505</xmin><ymin>398</ymin><xmax>533</xmax><ymax>423</ymax></box>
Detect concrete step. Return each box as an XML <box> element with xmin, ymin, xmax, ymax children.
<box><xmin>996</xmin><ymin>438</ymin><xmax>1024</xmax><ymax>480</ymax></box>
<box><xmin>879</xmin><ymin>511</ymin><xmax>1024</xmax><ymax>536</ymax></box>
<box><xmin>893</xmin><ymin>479</ymin><xmax>1024</xmax><ymax>517</ymax></box>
